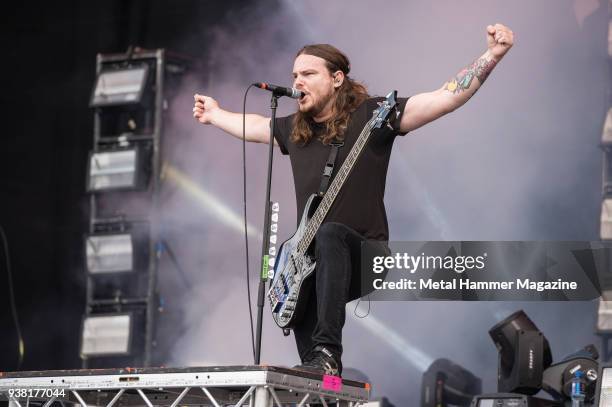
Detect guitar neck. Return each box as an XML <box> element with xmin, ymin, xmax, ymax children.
<box><xmin>296</xmin><ymin>119</ymin><xmax>376</xmax><ymax>255</ymax></box>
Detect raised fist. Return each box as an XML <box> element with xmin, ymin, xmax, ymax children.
<box><xmin>487</xmin><ymin>23</ymin><xmax>514</xmax><ymax>60</ymax></box>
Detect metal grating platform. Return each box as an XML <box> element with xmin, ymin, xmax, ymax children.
<box><xmin>0</xmin><ymin>365</ymin><xmax>370</xmax><ymax>406</ymax></box>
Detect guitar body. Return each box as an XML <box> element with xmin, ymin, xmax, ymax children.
<box><xmin>268</xmin><ymin>194</ymin><xmax>321</xmax><ymax>328</ymax></box>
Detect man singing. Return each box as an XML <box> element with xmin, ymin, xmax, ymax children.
<box><xmin>193</xmin><ymin>24</ymin><xmax>514</xmax><ymax>376</ymax></box>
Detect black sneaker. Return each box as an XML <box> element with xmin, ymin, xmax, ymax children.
<box><xmin>294</xmin><ymin>346</ymin><xmax>342</xmax><ymax>376</ymax></box>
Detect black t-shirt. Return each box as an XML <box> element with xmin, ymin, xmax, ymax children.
<box><xmin>274</xmin><ymin>96</ymin><xmax>409</xmax><ymax>241</ymax></box>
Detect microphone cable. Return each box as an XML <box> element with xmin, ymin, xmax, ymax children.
<box><xmin>0</xmin><ymin>225</ymin><xmax>24</xmax><ymax>369</ymax></box>
<box><xmin>242</xmin><ymin>85</ymin><xmax>256</xmax><ymax>362</ymax></box>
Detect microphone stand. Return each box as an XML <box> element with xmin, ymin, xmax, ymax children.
<box><xmin>254</xmin><ymin>93</ymin><xmax>279</xmax><ymax>364</ymax></box>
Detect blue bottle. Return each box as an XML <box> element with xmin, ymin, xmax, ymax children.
<box><xmin>571</xmin><ymin>370</ymin><xmax>586</xmax><ymax>407</ymax></box>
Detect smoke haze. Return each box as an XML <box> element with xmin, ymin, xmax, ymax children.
<box><xmin>154</xmin><ymin>1</ymin><xmax>608</xmax><ymax>404</ymax></box>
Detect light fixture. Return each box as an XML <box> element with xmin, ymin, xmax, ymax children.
<box><xmin>608</xmin><ymin>20</ymin><xmax>612</xmax><ymax>58</ymax></box>
<box><xmin>80</xmin><ymin>313</ymin><xmax>133</xmax><ymax>357</ymax></box>
<box><xmin>602</xmin><ymin>108</ymin><xmax>612</xmax><ymax>145</ymax></box>
<box><xmin>90</xmin><ymin>65</ymin><xmax>149</xmax><ymax>107</ymax></box>
<box><xmin>601</xmin><ymin>199</ymin><xmax>612</xmax><ymax>240</ymax></box>
<box><xmin>596</xmin><ymin>366</ymin><xmax>612</xmax><ymax>407</ymax></box>
<box><xmin>541</xmin><ymin>345</ymin><xmax>598</xmax><ymax>403</ymax></box>
<box><xmin>488</xmin><ymin>310</ymin><xmax>552</xmax><ymax>395</ymax></box>
<box><xmin>85</xmin><ymin>221</ymin><xmax>149</xmax><ymax>274</ymax></box>
<box><xmin>597</xmin><ymin>297</ymin><xmax>612</xmax><ymax>333</ymax></box>
<box><xmin>87</xmin><ymin>145</ymin><xmax>150</xmax><ymax>191</ymax></box>
<box><xmin>86</xmin><ymin>233</ymin><xmax>133</xmax><ymax>274</ymax></box>
<box><xmin>420</xmin><ymin>358</ymin><xmax>481</xmax><ymax>407</ymax></box>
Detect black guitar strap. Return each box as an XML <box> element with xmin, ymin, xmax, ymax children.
<box><xmin>318</xmin><ymin>140</ymin><xmax>344</xmax><ymax>196</ymax></box>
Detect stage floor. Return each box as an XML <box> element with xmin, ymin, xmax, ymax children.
<box><xmin>0</xmin><ymin>365</ymin><xmax>370</xmax><ymax>406</ymax></box>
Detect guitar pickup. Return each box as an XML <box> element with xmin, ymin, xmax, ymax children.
<box><xmin>269</xmin><ymin>298</ymin><xmax>281</xmax><ymax>313</ymax></box>
<box><xmin>267</xmin><ymin>287</ymin><xmax>282</xmax><ymax>313</ymax></box>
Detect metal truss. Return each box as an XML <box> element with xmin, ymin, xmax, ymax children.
<box><xmin>0</xmin><ymin>366</ymin><xmax>369</xmax><ymax>407</ymax></box>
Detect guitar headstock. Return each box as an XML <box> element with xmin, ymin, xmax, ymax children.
<box><xmin>371</xmin><ymin>90</ymin><xmax>399</xmax><ymax>129</ymax></box>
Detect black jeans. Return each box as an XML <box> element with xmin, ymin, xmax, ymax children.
<box><xmin>293</xmin><ymin>222</ymin><xmax>388</xmax><ymax>362</ymax></box>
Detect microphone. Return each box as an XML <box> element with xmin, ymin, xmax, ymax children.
<box><xmin>252</xmin><ymin>82</ymin><xmax>304</xmax><ymax>99</ymax></box>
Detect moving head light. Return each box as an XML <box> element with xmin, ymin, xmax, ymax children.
<box><xmin>421</xmin><ymin>358</ymin><xmax>482</xmax><ymax>407</ymax></box>
<box><xmin>542</xmin><ymin>345</ymin><xmax>598</xmax><ymax>402</ymax></box>
<box><xmin>488</xmin><ymin>310</ymin><xmax>552</xmax><ymax>395</ymax></box>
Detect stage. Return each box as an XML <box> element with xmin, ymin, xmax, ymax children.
<box><xmin>0</xmin><ymin>365</ymin><xmax>369</xmax><ymax>406</ymax></box>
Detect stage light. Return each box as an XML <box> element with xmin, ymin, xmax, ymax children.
<box><xmin>421</xmin><ymin>358</ymin><xmax>481</xmax><ymax>407</ymax></box>
<box><xmin>542</xmin><ymin>345</ymin><xmax>598</xmax><ymax>402</ymax></box>
<box><xmin>596</xmin><ymin>366</ymin><xmax>612</xmax><ymax>407</ymax></box>
<box><xmin>85</xmin><ymin>233</ymin><xmax>133</xmax><ymax>274</ymax></box>
<box><xmin>608</xmin><ymin>20</ymin><xmax>612</xmax><ymax>58</ymax></box>
<box><xmin>80</xmin><ymin>313</ymin><xmax>133</xmax><ymax>357</ymax></box>
<box><xmin>600</xmin><ymin>199</ymin><xmax>612</xmax><ymax>239</ymax></box>
<box><xmin>488</xmin><ymin>310</ymin><xmax>552</xmax><ymax>395</ymax></box>
<box><xmin>90</xmin><ymin>65</ymin><xmax>149</xmax><ymax>107</ymax></box>
<box><xmin>85</xmin><ymin>221</ymin><xmax>150</xmax><ymax>275</ymax></box>
<box><xmin>603</xmin><ymin>108</ymin><xmax>612</xmax><ymax>145</ymax></box>
<box><xmin>87</xmin><ymin>146</ymin><xmax>149</xmax><ymax>191</ymax></box>
<box><xmin>597</xmin><ymin>298</ymin><xmax>612</xmax><ymax>333</ymax></box>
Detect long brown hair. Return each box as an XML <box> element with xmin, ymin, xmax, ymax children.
<box><xmin>291</xmin><ymin>44</ymin><xmax>369</xmax><ymax>145</ymax></box>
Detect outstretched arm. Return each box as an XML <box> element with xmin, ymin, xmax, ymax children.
<box><xmin>193</xmin><ymin>94</ymin><xmax>273</xmax><ymax>144</ymax></box>
<box><xmin>400</xmin><ymin>23</ymin><xmax>514</xmax><ymax>133</ymax></box>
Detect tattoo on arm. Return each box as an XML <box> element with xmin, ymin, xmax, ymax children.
<box><xmin>445</xmin><ymin>56</ymin><xmax>497</xmax><ymax>95</ymax></box>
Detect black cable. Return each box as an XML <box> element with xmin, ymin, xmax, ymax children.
<box><xmin>243</xmin><ymin>85</ymin><xmax>256</xmax><ymax>362</ymax></box>
<box><xmin>353</xmin><ymin>295</ymin><xmax>371</xmax><ymax>319</ymax></box>
<box><xmin>0</xmin><ymin>225</ymin><xmax>24</xmax><ymax>369</ymax></box>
